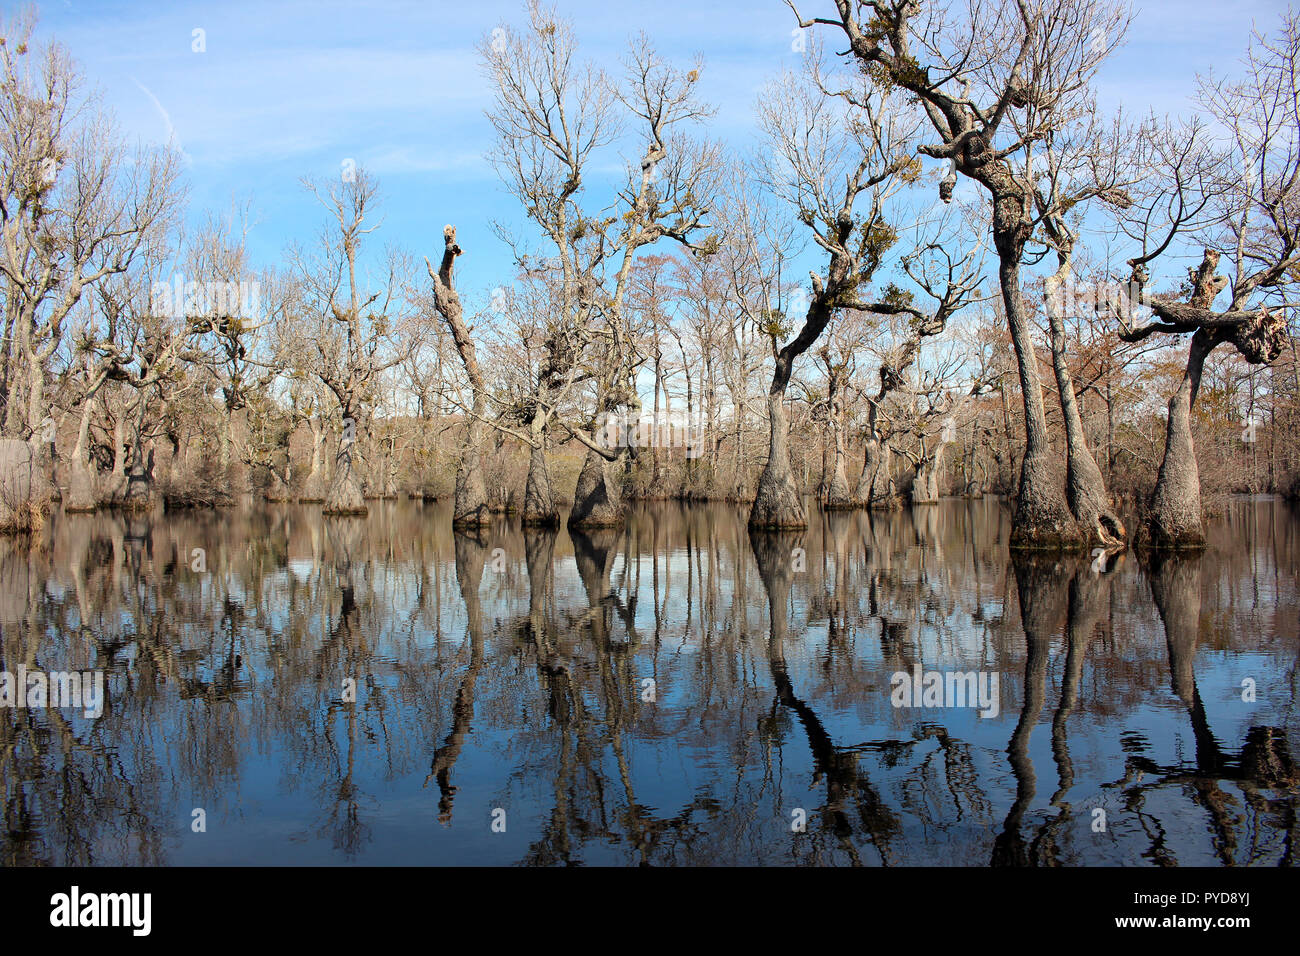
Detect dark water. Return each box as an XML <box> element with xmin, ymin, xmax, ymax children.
<box><xmin>1</xmin><ymin>497</ymin><xmax>1297</xmax><ymax>866</ymax></box>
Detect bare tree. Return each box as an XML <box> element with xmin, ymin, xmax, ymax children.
<box><xmin>0</xmin><ymin>10</ymin><xmax>182</xmax><ymax>496</ymax></box>
<box><xmin>427</xmin><ymin>226</ymin><xmax>490</xmax><ymax>527</ymax></box>
<box><xmin>1113</xmin><ymin>16</ymin><xmax>1298</xmax><ymax>547</ymax></box>
<box><xmin>480</xmin><ymin>2</ymin><xmax>718</xmax><ymax>527</ymax></box>
<box><xmin>285</xmin><ymin>169</ymin><xmax>413</xmax><ymax>516</ymax></box>
<box><xmin>749</xmin><ymin>48</ymin><xmax>977</xmax><ymax>528</ymax></box>
<box><xmin>748</xmin><ymin>57</ymin><xmax>912</xmax><ymax>528</ymax></box>
<box><xmin>1032</xmin><ymin>107</ymin><xmax>1137</xmax><ymax>546</ymax></box>
<box><xmin>792</xmin><ymin>0</ymin><xmax>1134</xmax><ymax>549</ymax></box>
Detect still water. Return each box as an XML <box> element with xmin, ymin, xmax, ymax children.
<box><xmin>1</xmin><ymin>497</ymin><xmax>1296</xmax><ymax>866</ymax></box>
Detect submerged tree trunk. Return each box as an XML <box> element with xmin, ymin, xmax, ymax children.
<box><xmin>219</xmin><ymin>407</ymin><xmax>234</xmax><ymax>487</ymax></box>
<box><xmin>122</xmin><ymin>398</ymin><xmax>154</xmax><ymax>511</ymax></box>
<box><xmin>522</xmin><ymin>431</ymin><xmax>559</xmax><ymax>527</ymax></box>
<box><xmin>65</xmin><ymin>393</ymin><xmax>99</xmax><ymax>512</ymax></box>
<box><xmin>910</xmin><ymin>442</ymin><xmax>945</xmax><ymax>504</ymax></box>
<box><xmin>856</xmin><ymin>437</ymin><xmax>897</xmax><ymax>510</ymax></box>
<box><xmin>824</xmin><ymin>409</ymin><xmax>852</xmax><ymax>509</ymax></box>
<box><xmin>1000</xmin><ymin>258</ymin><xmax>1082</xmax><ymax>550</ymax></box>
<box><xmin>300</xmin><ymin>417</ymin><xmax>328</xmax><ymax>502</ymax></box>
<box><xmin>568</xmin><ymin>446</ymin><xmax>623</xmax><ymax>529</ymax></box>
<box><xmin>104</xmin><ymin>410</ymin><xmax>128</xmax><ymax>505</ymax></box>
<box><xmin>265</xmin><ymin>464</ymin><xmax>293</xmax><ymax>502</ymax></box>
<box><xmin>1143</xmin><ymin>329</ymin><xmax>1217</xmax><ymax>550</ymax></box>
<box><xmin>123</xmin><ymin>438</ymin><xmax>154</xmax><ymax>510</ymax></box>
<box><xmin>855</xmin><ymin>437</ymin><xmax>877</xmax><ymax>504</ymax></box>
<box><xmin>323</xmin><ymin>410</ymin><xmax>367</xmax><ymax>516</ymax></box>
<box><xmin>750</xmin><ymin>391</ymin><xmax>806</xmax><ymax>529</ymax></box>
<box><xmin>451</xmin><ymin>414</ymin><xmax>491</xmax><ymax>526</ymax></box>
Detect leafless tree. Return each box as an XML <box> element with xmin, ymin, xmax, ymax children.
<box><xmin>749</xmin><ymin>46</ymin><xmax>978</xmax><ymax>528</ymax></box>
<box><xmin>0</xmin><ymin>10</ymin><xmax>182</xmax><ymax>497</ymax></box>
<box><xmin>480</xmin><ymin>1</ymin><xmax>718</xmax><ymax>527</ymax></box>
<box><xmin>1112</xmin><ymin>15</ymin><xmax>1298</xmax><ymax>547</ymax></box>
<box><xmin>283</xmin><ymin>169</ymin><xmax>414</xmax><ymax>516</ymax></box>
<box><xmin>427</xmin><ymin>225</ymin><xmax>491</xmax><ymax>527</ymax></box>
<box><xmin>791</xmin><ymin>0</ymin><xmax>1134</xmax><ymax>549</ymax></box>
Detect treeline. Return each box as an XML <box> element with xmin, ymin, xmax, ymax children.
<box><xmin>2</xmin><ymin>1</ymin><xmax>1299</xmax><ymax>552</ymax></box>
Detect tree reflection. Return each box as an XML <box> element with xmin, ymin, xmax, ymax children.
<box><xmin>0</xmin><ymin>497</ymin><xmax>1294</xmax><ymax>865</ymax></box>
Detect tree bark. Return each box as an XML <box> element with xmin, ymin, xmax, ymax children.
<box><xmin>856</xmin><ymin>435</ymin><xmax>898</xmax><ymax>509</ymax></box>
<box><xmin>323</xmin><ymin>410</ymin><xmax>367</xmax><ymax>516</ymax></box>
<box><xmin>300</xmin><ymin>417</ymin><xmax>328</xmax><ymax>501</ymax></box>
<box><xmin>1046</xmin><ymin>275</ymin><xmax>1125</xmax><ymax>547</ymax></box>
<box><xmin>122</xmin><ymin>398</ymin><xmax>154</xmax><ymax>511</ymax></box>
<box><xmin>65</xmin><ymin>391</ymin><xmax>99</xmax><ymax>512</ymax></box>
<box><xmin>522</xmin><ymin>432</ymin><xmax>559</xmax><ymax>527</ymax></box>
<box><xmin>568</xmin><ymin>446</ymin><xmax>623</xmax><ymax>529</ymax></box>
<box><xmin>824</xmin><ymin>406</ymin><xmax>852</xmax><ymax>509</ymax></box>
<box><xmin>910</xmin><ymin>443</ymin><xmax>944</xmax><ymax>504</ymax></box>
<box><xmin>1000</xmin><ymin>258</ymin><xmax>1083</xmax><ymax>550</ymax></box>
<box><xmin>1142</xmin><ymin>329</ymin><xmax>1217</xmax><ymax>550</ymax></box>
<box><xmin>750</xmin><ymin>390</ymin><xmax>807</xmax><ymax>529</ymax></box>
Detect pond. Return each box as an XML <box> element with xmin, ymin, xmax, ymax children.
<box><xmin>1</xmin><ymin>497</ymin><xmax>1297</xmax><ymax>865</ymax></box>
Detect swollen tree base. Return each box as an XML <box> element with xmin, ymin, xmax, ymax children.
<box><xmin>823</xmin><ymin>461</ymin><xmax>854</xmax><ymax>510</ymax></box>
<box><xmin>1135</xmin><ymin>518</ymin><xmax>1206</xmax><ymax>552</ymax></box>
<box><xmin>1008</xmin><ymin>454</ymin><xmax>1086</xmax><ymax>552</ymax></box>
<box><xmin>568</xmin><ymin>449</ymin><xmax>624</xmax><ymax>530</ymax></box>
<box><xmin>1134</xmin><ymin>330</ymin><xmax>1216</xmax><ymax>552</ymax></box>
<box><xmin>451</xmin><ymin>460</ymin><xmax>491</xmax><ymax>529</ymax></box>
<box><xmin>521</xmin><ymin>442</ymin><xmax>560</xmax><ymax>528</ymax></box>
<box><xmin>748</xmin><ymin>461</ymin><xmax>808</xmax><ymax>530</ymax></box>
<box><xmin>322</xmin><ymin>476</ymin><xmax>368</xmax><ymax>517</ymax></box>
<box><xmin>1067</xmin><ymin>452</ymin><xmax>1127</xmax><ymax>549</ymax></box>
<box><xmin>63</xmin><ymin>460</ymin><xmax>98</xmax><ymax>513</ymax></box>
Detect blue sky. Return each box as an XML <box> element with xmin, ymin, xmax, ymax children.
<box><xmin>26</xmin><ymin>0</ymin><xmax>1299</xmax><ymax>303</ymax></box>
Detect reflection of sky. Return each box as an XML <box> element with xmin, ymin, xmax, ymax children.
<box><xmin>6</xmin><ymin>498</ymin><xmax>1297</xmax><ymax>866</ymax></box>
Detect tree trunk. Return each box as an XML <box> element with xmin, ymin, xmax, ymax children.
<box><xmin>859</xmin><ymin>438</ymin><xmax>898</xmax><ymax>510</ymax></box>
<box><xmin>301</xmin><ymin>418</ymin><xmax>328</xmax><ymax>501</ymax></box>
<box><xmin>1142</xmin><ymin>329</ymin><xmax>1217</xmax><ymax>550</ymax></box>
<box><xmin>219</xmin><ymin>407</ymin><xmax>233</xmax><ymax>485</ymax></box>
<box><xmin>522</xmin><ymin>431</ymin><xmax>559</xmax><ymax>527</ymax></box>
<box><xmin>1000</xmin><ymin>258</ymin><xmax>1082</xmax><ymax>550</ymax></box>
<box><xmin>651</xmin><ymin>356</ymin><xmax>664</xmax><ymax>492</ymax></box>
<box><xmin>568</xmin><ymin>447</ymin><xmax>623</xmax><ymax>529</ymax></box>
<box><xmin>855</xmin><ymin>437</ymin><xmax>877</xmax><ymax>503</ymax></box>
<box><xmin>430</xmin><ymin>227</ymin><xmax>492</xmax><ymax>527</ymax></box>
<box><xmin>452</xmin><ymin>413</ymin><xmax>491</xmax><ymax>527</ymax></box>
<box><xmin>824</xmin><ymin>414</ymin><xmax>852</xmax><ymax>509</ymax></box>
<box><xmin>910</xmin><ymin>443</ymin><xmax>944</xmax><ymax>504</ymax></box>
<box><xmin>105</xmin><ymin>409</ymin><xmax>127</xmax><ymax>504</ymax></box>
<box><xmin>122</xmin><ymin>399</ymin><xmax>154</xmax><ymax>511</ymax></box>
<box><xmin>749</xmin><ymin>391</ymin><xmax>806</xmax><ymax>529</ymax></box>
<box><xmin>65</xmin><ymin>393</ymin><xmax>99</xmax><ymax>512</ymax></box>
<box><xmin>123</xmin><ymin>439</ymin><xmax>154</xmax><ymax>510</ymax></box>
<box><xmin>265</xmin><ymin>465</ymin><xmax>292</xmax><ymax>502</ymax></box>
<box><xmin>323</xmin><ymin>411</ymin><xmax>367</xmax><ymax>516</ymax></box>
<box><xmin>1046</xmin><ymin>287</ymin><xmax>1125</xmax><ymax>547</ymax></box>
